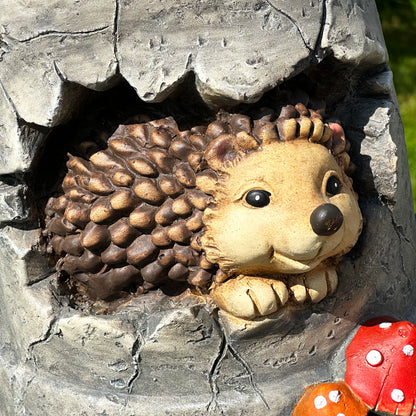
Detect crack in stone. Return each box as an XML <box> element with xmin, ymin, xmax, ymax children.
<box><xmin>53</xmin><ymin>60</ymin><xmax>67</xmax><ymax>83</ymax></box>
<box><xmin>227</xmin><ymin>344</ymin><xmax>270</xmax><ymax>410</ymax></box>
<box><xmin>27</xmin><ymin>315</ymin><xmax>58</xmax><ymax>367</ymax></box>
<box><xmin>0</xmin><ymin>78</ymin><xmax>18</xmax><ymax>117</ymax></box>
<box><xmin>207</xmin><ymin>313</ymin><xmax>269</xmax><ymax>412</ymax></box>
<box><xmin>264</xmin><ymin>0</ymin><xmax>313</xmax><ymax>53</ymax></box>
<box><xmin>207</xmin><ymin>322</ymin><xmax>228</xmax><ymax>413</ymax></box>
<box><xmin>113</xmin><ymin>0</ymin><xmax>120</xmax><ymax>65</ymax></box>
<box><xmin>313</xmin><ymin>0</ymin><xmax>327</xmax><ymax>61</ymax></box>
<box><xmin>16</xmin><ymin>26</ymin><xmax>110</xmax><ymax>43</ymax></box>
<box><xmin>127</xmin><ymin>331</ymin><xmax>144</xmax><ymax>393</ymax></box>
<box><xmin>15</xmin><ymin>374</ymin><xmax>36</xmax><ymax>415</ymax></box>
<box><xmin>390</xmin><ymin>212</ymin><xmax>416</xmax><ymax>278</ymax></box>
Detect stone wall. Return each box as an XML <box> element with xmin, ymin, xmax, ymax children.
<box><xmin>0</xmin><ymin>1</ymin><xmax>415</xmax><ymax>414</ymax></box>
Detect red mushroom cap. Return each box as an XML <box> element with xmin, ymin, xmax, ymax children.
<box><xmin>345</xmin><ymin>317</ymin><xmax>416</xmax><ymax>415</ymax></box>
<box><xmin>292</xmin><ymin>381</ymin><xmax>369</xmax><ymax>416</ymax></box>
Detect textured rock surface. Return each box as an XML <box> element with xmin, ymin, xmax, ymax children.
<box><xmin>0</xmin><ymin>1</ymin><xmax>415</xmax><ymax>415</ymax></box>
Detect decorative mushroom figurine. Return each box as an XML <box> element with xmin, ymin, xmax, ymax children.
<box><xmin>292</xmin><ymin>381</ymin><xmax>369</xmax><ymax>415</ymax></box>
<box><xmin>345</xmin><ymin>317</ymin><xmax>416</xmax><ymax>415</ymax></box>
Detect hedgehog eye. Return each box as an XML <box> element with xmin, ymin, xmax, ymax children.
<box><xmin>245</xmin><ymin>190</ymin><xmax>271</xmax><ymax>207</ymax></box>
<box><xmin>326</xmin><ymin>175</ymin><xmax>342</xmax><ymax>196</ymax></box>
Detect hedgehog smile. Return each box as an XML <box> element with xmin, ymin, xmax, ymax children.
<box><xmin>270</xmin><ymin>250</ymin><xmax>322</xmax><ymax>273</ymax></box>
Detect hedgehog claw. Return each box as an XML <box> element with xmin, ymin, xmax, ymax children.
<box><xmin>210</xmin><ymin>275</ymin><xmax>289</xmax><ymax>320</ymax></box>
<box><xmin>304</xmin><ymin>266</ymin><xmax>338</xmax><ymax>303</ymax></box>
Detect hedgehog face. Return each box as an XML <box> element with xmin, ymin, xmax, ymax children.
<box><xmin>202</xmin><ymin>140</ymin><xmax>362</xmax><ymax>274</ymax></box>
<box><xmin>201</xmin><ymin>140</ymin><xmax>363</xmax><ymax>319</ymax></box>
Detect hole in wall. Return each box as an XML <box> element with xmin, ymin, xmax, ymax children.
<box><xmin>27</xmin><ymin>56</ymin><xmax>384</xmax><ymax>311</ymax></box>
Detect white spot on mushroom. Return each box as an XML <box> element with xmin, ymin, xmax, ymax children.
<box><xmin>391</xmin><ymin>389</ymin><xmax>405</xmax><ymax>403</ymax></box>
<box><xmin>403</xmin><ymin>344</ymin><xmax>414</xmax><ymax>356</ymax></box>
<box><xmin>314</xmin><ymin>395</ymin><xmax>327</xmax><ymax>409</ymax></box>
<box><xmin>366</xmin><ymin>349</ymin><xmax>383</xmax><ymax>366</ymax></box>
<box><xmin>336</xmin><ymin>414</ymin><xmax>346</xmax><ymax>416</ymax></box>
<box><xmin>329</xmin><ymin>390</ymin><xmax>341</xmax><ymax>403</ymax></box>
<box><xmin>379</xmin><ymin>322</ymin><xmax>392</xmax><ymax>329</ymax></box>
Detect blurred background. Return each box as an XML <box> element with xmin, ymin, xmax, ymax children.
<box><xmin>376</xmin><ymin>0</ymin><xmax>416</xmax><ymax>208</ymax></box>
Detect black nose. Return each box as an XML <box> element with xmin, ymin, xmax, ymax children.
<box><xmin>310</xmin><ymin>203</ymin><xmax>344</xmax><ymax>236</ymax></box>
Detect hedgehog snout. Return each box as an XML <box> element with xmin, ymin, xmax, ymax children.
<box><xmin>310</xmin><ymin>203</ymin><xmax>343</xmax><ymax>236</ymax></box>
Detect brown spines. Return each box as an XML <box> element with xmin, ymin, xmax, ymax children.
<box><xmin>90</xmin><ymin>199</ymin><xmax>115</xmax><ymax>224</ymax></box>
<box><xmin>108</xmin><ymin>136</ymin><xmax>140</xmax><ymax>156</ymax></box>
<box><xmin>50</xmin><ymin>235</ymin><xmax>65</xmax><ymax>256</ymax></box>
<box><xmin>127</xmin><ymin>123</ymin><xmax>150</xmax><ymax>146</ymax></box>
<box><xmin>110</xmin><ymin>170</ymin><xmax>134</xmax><ymax>187</ymax></box>
<box><xmin>190</xmin><ymin>234</ymin><xmax>203</xmax><ymax>252</ymax></box>
<box><xmin>199</xmin><ymin>253</ymin><xmax>214</xmax><ymax>270</ymax></box>
<box><xmin>169</xmin><ymin>138</ymin><xmax>194</xmax><ymax>160</ymax></box>
<box><xmin>185</xmin><ymin>210</ymin><xmax>204</xmax><ymax>232</ymax></box>
<box><xmin>61</xmin><ymin>249</ymin><xmax>103</xmax><ymax>275</ymax></box>
<box><xmin>230</xmin><ymin>114</ymin><xmax>251</xmax><ymax>133</ymax></box>
<box><xmin>90</xmin><ymin>150</ymin><xmax>125</xmax><ymax>171</ymax></box>
<box><xmin>48</xmin><ymin>195</ymin><xmax>68</xmax><ymax>216</ymax></box>
<box><xmin>188</xmin><ymin>269</ymin><xmax>213</xmax><ymax>287</ymax></box>
<box><xmin>147</xmin><ymin>149</ymin><xmax>174</xmax><ymax>173</ymax></box>
<box><xmin>150</xmin><ymin>128</ymin><xmax>171</xmax><ymax>148</ymax></box>
<box><xmin>64</xmin><ymin>202</ymin><xmax>90</xmax><ymax>228</ymax></box>
<box><xmin>43</xmin><ymin>115</ymin><xmax>226</xmax><ymax>304</ymax></box>
<box><xmin>133</xmin><ymin>178</ymin><xmax>166</xmax><ymax>205</ymax></box>
<box><xmin>167</xmin><ymin>263</ymin><xmax>189</xmax><ymax>281</ymax></box>
<box><xmin>62</xmin><ymin>175</ymin><xmax>78</xmax><ymax>192</ymax></box>
<box><xmin>101</xmin><ymin>243</ymin><xmax>127</xmax><ymax>265</ymax></box>
<box><xmin>155</xmin><ymin>199</ymin><xmax>178</xmax><ymax>225</ymax></box>
<box><xmin>187</xmin><ymin>151</ymin><xmax>206</xmax><ymax>171</ymax></box>
<box><xmin>171</xmin><ymin>195</ymin><xmax>193</xmax><ymax>216</ymax></box>
<box><xmin>127</xmin><ymin>156</ymin><xmax>158</xmax><ymax>177</ymax></box>
<box><xmin>46</xmin><ymin>217</ymin><xmax>76</xmax><ymax>236</ymax></box>
<box><xmin>129</xmin><ymin>203</ymin><xmax>156</xmax><ymax>230</ymax></box>
<box><xmin>109</xmin><ymin>189</ymin><xmax>137</xmax><ymax>212</ymax></box>
<box><xmin>189</xmin><ymin>134</ymin><xmax>208</xmax><ymax>151</ymax></box>
<box><xmin>186</xmin><ymin>190</ymin><xmax>211</xmax><ymax>211</ymax></box>
<box><xmin>87</xmin><ymin>173</ymin><xmax>114</xmax><ymax>195</ymax></box>
<box><xmin>174</xmin><ymin>163</ymin><xmax>196</xmax><ymax>188</ymax></box>
<box><xmin>67</xmin><ymin>155</ymin><xmax>93</xmax><ymax>176</ymax></box>
<box><xmin>173</xmin><ymin>244</ymin><xmax>198</xmax><ymax>267</ymax></box>
<box><xmin>80</xmin><ymin>222</ymin><xmax>110</xmax><ymax>252</ymax></box>
<box><xmin>205</xmin><ymin>120</ymin><xmax>227</xmax><ymax>138</ymax></box>
<box><xmin>69</xmin><ymin>187</ymin><xmax>97</xmax><ymax>204</ymax></box>
<box><xmin>87</xmin><ymin>265</ymin><xmax>140</xmax><ymax>301</ymax></box>
<box><xmin>140</xmin><ymin>261</ymin><xmax>168</xmax><ymax>285</ymax></box>
<box><xmin>158</xmin><ymin>175</ymin><xmax>183</xmax><ymax>197</ymax></box>
<box><xmin>108</xmin><ymin>218</ymin><xmax>139</xmax><ymax>247</ymax></box>
<box><xmin>61</xmin><ymin>234</ymin><xmax>83</xmax><ymax>256</ymax></box>
<box><xmin>252</xmin><ymin>119</ymin><xmax>278</xmax><ymax>144</ymax></box>
<box><xmin>151</xmin><ymin>226</ymin><xmax>172</xmax><ymax>247</ymax></box>
<box><xmin>167</xmin><ymin>220</ymin><xmax>192</xmax><ymax>244</ymax></box>
<box><xmin>126</xmin><ymin>234</ymin><xmax>158</xmax><ymax>267</ymax></box>
<box><xmin>195</xmin><ymin>170</ymin><xmax>218</xmax><ymax>195</ymax></box>
<box><xmin>157</xmin><ymin>249</ymin><xmax>175</xmax><ymax>267</ymax></box>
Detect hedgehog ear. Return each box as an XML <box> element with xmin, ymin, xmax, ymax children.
<box><xmin>204</xmin><ymin>134</ymin><xmax>242</xmax><ymax>171</ymax></box>
<box><xmin>328</xmin><ymin>122</ymin><xmax>347</xmax><ymax>155</ymax></box>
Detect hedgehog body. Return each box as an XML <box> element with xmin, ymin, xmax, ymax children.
<box><xmin>43</xmin><ymin>103</ymin><xmax>361</xmax><ymax>316</ymax></box>
<box><xmin>44</xmin><ymin>117</ymin><xmax>219</xmax><ymax>301</ymax></box>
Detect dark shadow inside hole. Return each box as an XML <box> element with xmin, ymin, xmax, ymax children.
<box><xmin>28</xmin><ymin>73</ymin><xmax>214</xmax><ymax>208</ymax></box>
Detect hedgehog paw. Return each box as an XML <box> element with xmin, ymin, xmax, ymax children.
<box><xmin>302</xmin><ymin>266</ymin><xmax>338</xmax><ymax>303</ymax></box>
<box><xmin>210</xmin><ymin>275</ymin><xmax>289</xmax><ymax>320</ymax></box>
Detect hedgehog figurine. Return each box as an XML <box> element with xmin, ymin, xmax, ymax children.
<box><xmin>43</xmin><ymin>103</ymin><xmax>363</xmax><ymax>319</ymax></box>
